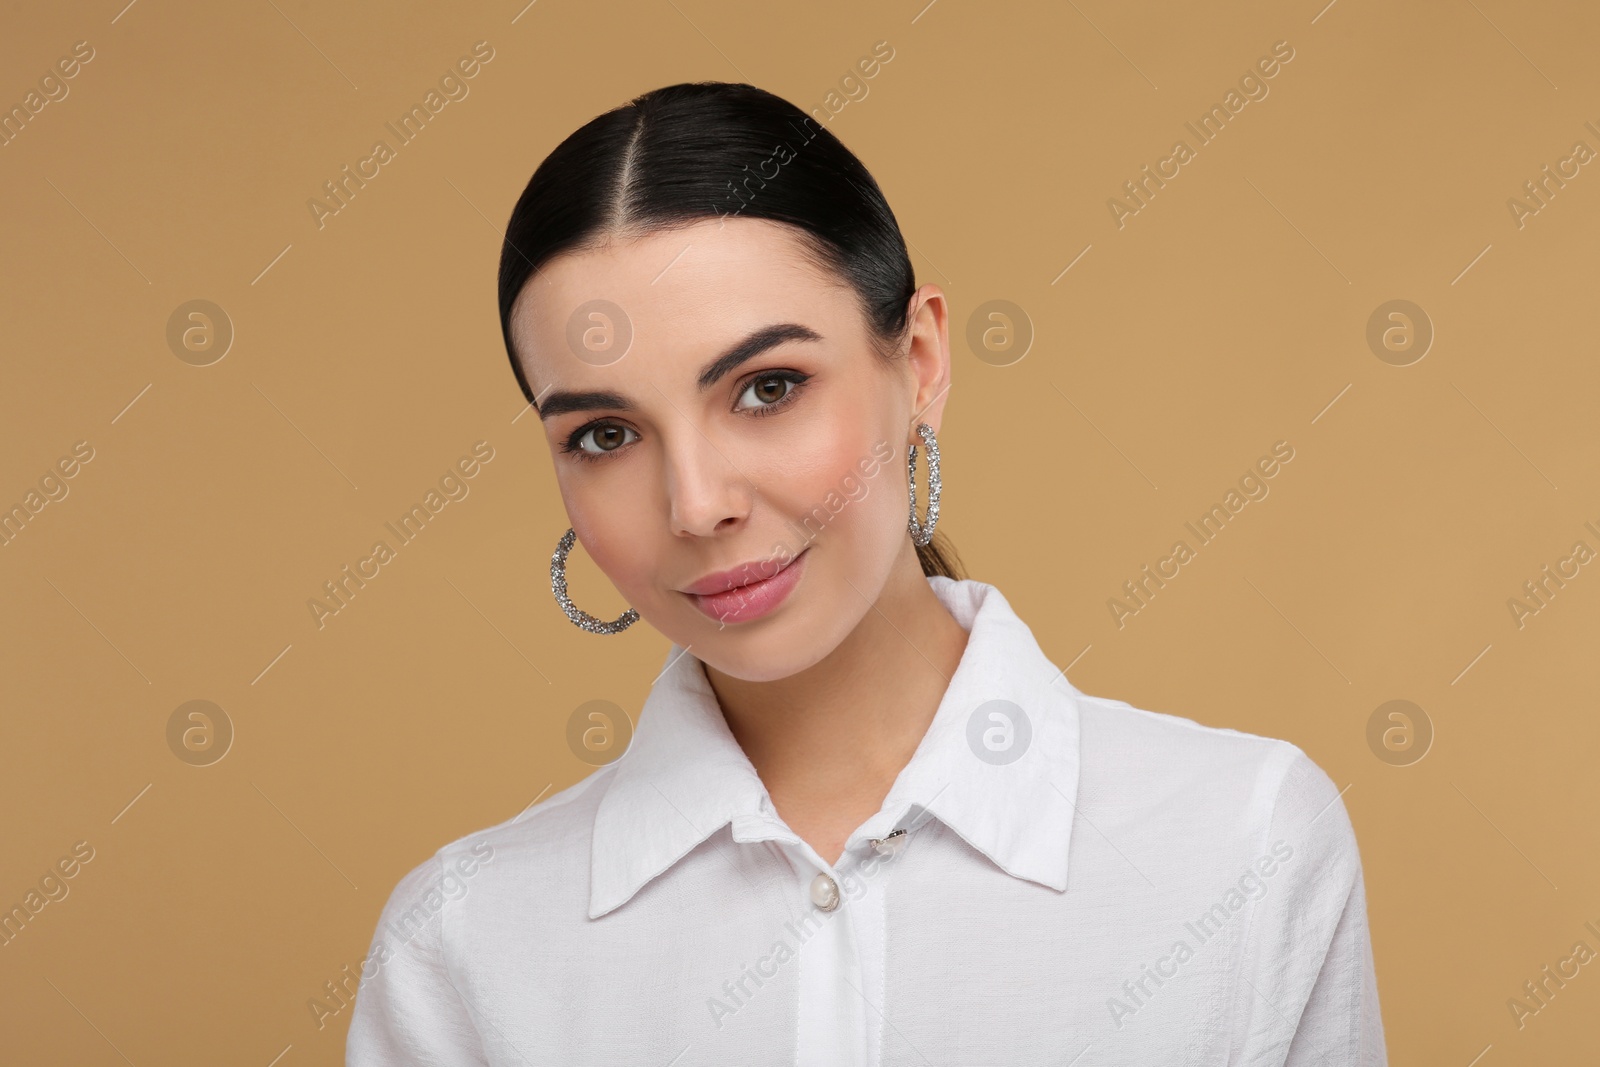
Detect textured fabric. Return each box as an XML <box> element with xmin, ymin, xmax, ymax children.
<box><xmin>347</xmin><ymin>576</ymin><xmax>1387</xmax><ymax>1065</ymax></box>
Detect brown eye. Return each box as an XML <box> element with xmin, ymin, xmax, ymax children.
<box><xmin>573</xmin><ymin>423</ymin><xmax>638</xmax><ymax>456</ymax></box>
<box><xmin>735</xmin><ymin>373</ymin><xmax>805</xmax><ymax>412</ymax></box>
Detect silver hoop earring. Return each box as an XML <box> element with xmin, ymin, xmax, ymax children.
<box><xmin>907</xmin><ymin>422</ymin><xmax>941</xmax><ymax>547</ymax></box>
<box><xmin>552</xmin><ymin>528</ymin><xmax>639</xmax><ymax>635</ymax></box>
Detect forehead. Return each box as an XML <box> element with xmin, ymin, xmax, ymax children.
<box><xmin>509</xmin><ymin>217</ymin><xmax>851</xmax><ymax>387</ymax></box>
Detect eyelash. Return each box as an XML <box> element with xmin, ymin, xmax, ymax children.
<box><xmin>560</xmin><ymin>370</ymin><xmax>812</xmax><ymax>464</ymax></box>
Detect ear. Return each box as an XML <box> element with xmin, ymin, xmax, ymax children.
<box><xmin>903</xmin><ymin>283</ymin><xmax>952</xmax><ymax>440</ymax></box>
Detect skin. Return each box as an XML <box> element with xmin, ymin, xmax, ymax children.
<box><xmin>509</xmin><ymin>216</ymin><xmax>969</xmax><ymax>867</ymax></box>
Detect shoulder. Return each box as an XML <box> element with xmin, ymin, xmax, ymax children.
<box><xmin>369</xmin><ymin>765</ymin><xmax>616</xmax><ymax>932</ymax></box>
<box><xmin>1069</xmin><ymin>688</ymin><xmax>1359</xmax><ymax>873</ymax></box>
<box><xmin>1074</xmin><ymin>688</ymin><xmax>1300</xmax><ymax>779</ymax></box>
<box><xmin>441</xmin><ymin>762</ymin><xmax>616</xmax><ymax>866</ymax></box>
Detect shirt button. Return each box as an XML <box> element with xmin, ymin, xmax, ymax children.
<box><xmin>809</xmin><ymin>871</ymin><xmax>840</xmax><ymax>912</ymax></box>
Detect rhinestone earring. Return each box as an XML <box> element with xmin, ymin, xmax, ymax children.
<box><xmin>907</xmin><ymin>422</ymin><xmax>941</xmax><ymax>546</ymax></box>
<box><xmin>551</xmin><ymin>528</ymin><xmax>639</xmax><ymax>635</ymax></box>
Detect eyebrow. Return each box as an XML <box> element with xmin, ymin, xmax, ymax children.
<box><xmin>535</xmin><ymin>322</ymin><xmax>824</xmax><ymax>421</ymax></box>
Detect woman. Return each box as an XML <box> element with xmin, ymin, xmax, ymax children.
<box><xmin>348</xmin><ymin>81</ymin><xmax>1386</xmax><ymax>1065</ymax></box>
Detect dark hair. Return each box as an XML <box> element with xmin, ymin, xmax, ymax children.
<box><xmin>496</xmin><ymin>80</ymin><xmax>961</xmax><ymax>581</ymax></box>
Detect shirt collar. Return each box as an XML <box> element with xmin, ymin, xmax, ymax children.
<box><xmin>588</xmin><ymin>576</ymin><xmax>1083</xmax><ymax>920</ymax></box>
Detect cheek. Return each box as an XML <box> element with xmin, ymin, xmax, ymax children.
<box><xmin>563</xmin><ymin>485</ymin><xmax>650</xmax><ymax>589</ymax></box>
<box><xmin>772</xmin><ymin>433</ymin><xmax>903</xmax><ymax>547</ymax></box>
<box><xmin>726</xmin><ymin>368</ymin><xmax>903</xmax><ymax>536</ymax></box>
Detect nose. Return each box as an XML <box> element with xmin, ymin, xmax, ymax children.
<box><xmin>662</xmin><ymin>426</ymin><xmax>752</xmax><ymax>538</ymax></box>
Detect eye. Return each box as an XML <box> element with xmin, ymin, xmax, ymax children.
<box><xmin>735</xmin><ymin>371</ymin><xmax>809</xmax><ymax>415</ymax></box>
<box><xmin>564</xmin><ymin>422</ymin><xmax>639</xmax><ymax>461</ymax></box>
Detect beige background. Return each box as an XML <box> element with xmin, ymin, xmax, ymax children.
<box><xmin>3</xmin><ymin>0</ymin><xmax>1598</xmax><ymax>1062</ymax></box>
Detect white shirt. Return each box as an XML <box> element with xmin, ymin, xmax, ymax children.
<box><xmin>347</xmin><ymin>576</ymin><xmax>1387</xmax><ymax>1065</ymax></box>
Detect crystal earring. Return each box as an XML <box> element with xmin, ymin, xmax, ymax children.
<box><xmin>907</xmin><ymin>422</ymin><xmax>941</xmax><ymax>546</ymax></box>
<box><xmin>552</xmin><ymin>528</ymin><xmax>639</xmax><ymax>635</ymax></box>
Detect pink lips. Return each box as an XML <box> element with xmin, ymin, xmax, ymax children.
<box><xmin>681</xmin><ymin>548</ymin><xmax>809</xmax><ymax>624</ymax></box>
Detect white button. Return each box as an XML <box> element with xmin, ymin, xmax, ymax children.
<box><xmin>809</xmin><ymin>871</ymin><xmax>840</xmax><ymax>911</ymax></box>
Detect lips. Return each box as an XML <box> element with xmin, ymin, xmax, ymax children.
<box><xmin>680</xmin><ymin>547</ymin><xmax>810</xmax><ymax>624</ymax></box>
<box><xmin>680</xmin><ymin>551</ymin><xmax>800</xmax><ymax>596</ymax></box>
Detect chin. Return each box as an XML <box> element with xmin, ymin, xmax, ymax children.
<box><xmin>686</xmin><ymin>601</ymin><xmax>844</xmax><ymax>683</ymax></box>
<box><xmin>699</xmin><ymin>641</ymin><xmax>830</xmax><ymax>683</ymax></box>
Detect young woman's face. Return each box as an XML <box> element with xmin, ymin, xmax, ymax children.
<box><xmin>509</xmin><ymin>217</ymin><xmax>949</xmax><ymax>681</ymax></box>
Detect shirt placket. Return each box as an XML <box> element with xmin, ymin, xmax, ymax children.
<box><xmin>789</xmin><ymin>840</ymin><xmax>872</xmax><ymax>1067</ymax></box>
<box><xmin>782</xmin><ymin>814</ymin><xmax>922</xmax><ymax>1067</ymax></box>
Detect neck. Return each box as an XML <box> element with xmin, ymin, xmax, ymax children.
<box><xmin>703</xmin><ymin>544</ymin><xmax>969</xmax><ymax>864</ymax></box>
